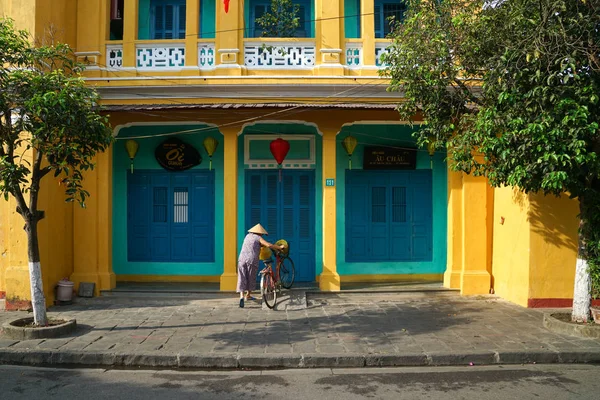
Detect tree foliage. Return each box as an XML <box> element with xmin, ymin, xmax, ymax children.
<box><xmin>384</xmin><ymin>0</ymin><xmax>600</xmax><ymax>315</ymax></box>
<box><xmin>0</xmin><ymin>18</ymin><xmax>113</xmax><ymax>325</ymax></box>
<box><xmin>255</xmin><ymin>0</ymin><xmax>301</xmax><ymax>38</ymax></box>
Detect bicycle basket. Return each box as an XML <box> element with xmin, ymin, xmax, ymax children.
<box><xmin>275</xmin><ymin>239</ymin><xmax>290</xmax><ymax>258</ymax></box>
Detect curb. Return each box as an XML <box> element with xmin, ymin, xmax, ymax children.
<box><xmin>543</xmin><ymin>313</ymin><xmax>600</xmax><ymax>339</ymax></box>
<box><xmin>1</xmin><ymin>349</ymin><xmax>600</xmax><ymax>370</ymax></box>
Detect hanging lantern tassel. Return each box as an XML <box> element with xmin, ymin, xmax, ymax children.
<box><xmin>270</xmin><ymin>138</ymin><xmax>290</xmax><ymax>182</ymax></box>
<box><xmin>203</xmin><ymin>136</ymin><xmax>219</xmax><ymax>171</ymax></box>
<box><xmin>341</xmin><ymin>135</ymin><xmax>357</xmax><ymax>170</ymax></box>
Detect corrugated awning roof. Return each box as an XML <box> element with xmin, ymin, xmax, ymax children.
<box><xmin>102</xmin><ymin>102</ymin><xmax>399</xmax><ymax>112</ymax></box>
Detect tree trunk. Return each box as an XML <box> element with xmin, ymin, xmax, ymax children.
<box><xmin>572</xmin><ymin>197</ymin><xmax>591</xmax><ymax>323</ymax></box>
<box><xmin>25</xmin><ymin>219</ymin><xmax>47</xmax><ymax>326</ymax></box>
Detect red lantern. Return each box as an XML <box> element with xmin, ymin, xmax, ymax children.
<box><xmin>270</xmin><ymin>138</ymin><xmax>290</xmax><ymax>181</ymax></box>
<box><xmin>223</xmin><ymin>0</ymin><xmax>230</xmax><ymax>13</ymax></box>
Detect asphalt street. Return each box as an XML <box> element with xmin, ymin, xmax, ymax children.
<box><xmin>1</xmin><ymin>364</ymin><xmax>599</xmax><ymax>400</ymax></box>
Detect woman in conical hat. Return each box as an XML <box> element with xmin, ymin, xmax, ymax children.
<box><xmin>236</xmin><ymin>223</ymin><xmax>284</xmax><ymax>308</ymax></box>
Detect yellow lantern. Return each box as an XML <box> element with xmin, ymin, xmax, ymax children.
<box><xmin>203</xmin><ymin>136</ymin><xmax>219</xmax><ymax>170</ymax></box>
<box><xmin>124</xmin><ymin>139</ymin><xmax>139</xmax><ymax>174</ymax></box>
<box><xmin>427</xmin><ymin>140</ymin><xmax>436</xmax><ymax>169</ymax></box>
<box><xmin>341</xmin><ymin>135</ymin><xmax>358</xmax><ymax>170</ymax></box>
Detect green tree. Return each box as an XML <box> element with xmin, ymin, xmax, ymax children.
<box><xmin>384</xmin><ymin>0</ymin><xmax>600</xmax><ymax>321</ymax></box>
<box><xmin>255</xmin><ymin>0</ymin><xmax>301</xmax><ymax>38</ymax></box>
<box><xmin>0</xmin><ymin>19</ymin><xmax>113</xmax><ymax>326</ymax></box>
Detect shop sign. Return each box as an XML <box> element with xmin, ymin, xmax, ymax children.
<box><xmin>155</xmin><ymin>137</ymin><xmax>202</xmax><ymax>171</ymax></box>
<box><xmin>363</xmin><ymin>146</ymin><xmax>417</xmax><ymax>170</ymax></box>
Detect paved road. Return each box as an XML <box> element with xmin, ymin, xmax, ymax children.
<box><xmin>1</xmin><ymin>364</ymin><xmax>599</xmax><ymax>399</ymax></box>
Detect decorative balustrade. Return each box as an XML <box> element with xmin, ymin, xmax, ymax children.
<box><xmin>105</xmin><ymin>40</ymin><xmax>389</xmax><ymax>71</ymax></box>
<box><xmin>198</xmin><ymin>43</ymin><xmax>216</xmax><ymax>70</ymax></box>
<box><xmin>106</xmin><ymin>45</ymin><xmax>123</xmax><ymax>69</ymax></box>
<box><xmin>375</xmin><ymin>42</ymin><xmax>391</xmax><ymax>67</ymax></box>
<box><xmin>244</xmin><ymin>41</ymin><xmax>316</xmax><ymax>68</ymax></box>
<box><xmin>136</xmin><ymin>44</ymin><xmax>186</xmax><ymax>69</ymax></box>
<box><xmin>345</xmin><ymin>42</ymin><xmax>363</xmax><ymax>67</ymax></box>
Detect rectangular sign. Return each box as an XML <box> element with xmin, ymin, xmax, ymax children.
<box><xmin>325</xmin><ymin>178</ymin><xmax>335</xmax><ymax>187</ymax></box>
<box><xmin>363</xmin><ymin>146</ymin><xmax>417</xmax><ymax>170</ymax></box>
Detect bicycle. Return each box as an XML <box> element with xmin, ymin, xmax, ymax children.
<box><xmin>259</xmin><ymin>240</ymin><xmax>295</xmax><ymax>309</ymax></box>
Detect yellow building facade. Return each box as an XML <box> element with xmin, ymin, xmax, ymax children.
<box><xmin>0</xmin><ymin>0</ymin><xmax>581</xmax><ymax>310</ymax></box>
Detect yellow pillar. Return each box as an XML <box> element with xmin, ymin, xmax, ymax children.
<box><xmin>75</xmin><ymin>0</ymin><xmax>103</xmax><ymax>75</ymax></box>
<box><xmin>460</xmin><ymin>173</ymin><xmax>492</xmax><ymax>295</ymax></box>
<box><xmin>315</xmin><ymin>0</ymin><xmax>345</xmax><ymax>75</ymax></box>
<box><xmin>320</xmin><ymin>127</ymin><xmax>341</xmax><ymax>291</ymax></box>
<box><xmin>71</xmin><ymin>147</ymin><xmax>116</xmax><ymax>295</ymax></box>
<box><xmin>1</xmin><ymin>142</ymin><xmax>33</xmax><ymax>308</ymax></box>
<box><xmin>122</xmin><ymin>0</ymin><xmax>138</xmax><ymax>68</ymax></box>
<box><xmin>444</xmin><ymin>170</ymin><xmax>462</xmax><ymax>289</ymax></box>
<box><xmin>215</xmin><ymin>0</ymin><xmax>243</xmax><ymax>75</ymax></box>
<box><xmin>220</xmin><ymin>127</ymin><xmax>239</xmax><ymax>290</ymax></box>
<box><xmin>360</xmin><ymin>0</ymin><xmax>376</xmax><ymax>69</ymax></box>
<box><xmin>184</xmin><ymin>0</ymin><xmax>200</xmax><ymax>72</ymax></box>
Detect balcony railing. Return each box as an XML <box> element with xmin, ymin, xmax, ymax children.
<box><xmin>104</xmin><ymin>40</ymin><xmax>388</xmax><ymax>72</ymax></box>
<box><xmin>244</xmin><ymin>41</ymin><xmax>316</xmax><ymax>69</ymax></box>
<box><xmin>107</xmin><ymin>44</ymin><xmax>123</xmax><ymax>69</ymax></box>
<box><xmin>375</xmin><ymin>41</ymin><xmax>391</xmax><ymax>67</ymax></box>
<box><xmin>136</xmin><ymin>42</ymin><xmax>186</xmax><ymax>69</ymax></box>
<box><xmin>345</xmin><ymin>42</ymin><xmax>363</xmax><ymax>67</ymax></box>
<box><xmin>106</xmin><ymin>42</ymin><xmax>216</xmax><ymax>71</ymax></box>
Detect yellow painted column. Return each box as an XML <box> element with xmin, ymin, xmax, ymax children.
<box><xmin>122</xmin><ymin>0</ymin><xmax>138</xmax><ymax>68</ymax></box>
<box><xmin>460</xmin><ymin>173</ymin><xmax>492</xmax><ymax>295</ymax></box>
<box><xmin>1</xmin><ymin>142</ymin><xmax>33</xmax><ymax>307</ymax></box>
<box><xmin>315</xmin><ymin>0</ymin><xmax>345</xmax><ymax>75</ymax></box>
<box><xmin>220</xmin><ymin>127</ymin><xmax>239</xmax><ymax>290</ymax></box>
<box><xmin>71</xmin><ymin>147</ymin><xmax>116</xmax><ymax>295</ymax></box>
<box><xmin>320</xmin><ymin>127</ymin><xmax>341</xmax><ymax>291</ymax></box>
<box><xmin>360</xmin><ymin>0</ymin><xmax>376</xmax><ymax>70</ymax></box>
<box><xmin>215</xmin><ymin>0</ymin><xmax>243</xmax><ymax>75</ymax></box>
<box><xmin>184</xmin><ymin>0</ymin><xmax>200</xmax><ymax>71</ymax></box>
<box><xmin>76</xmin><ymin>0</ymin><xmax>103</xmax><ymax>75</ymax></box>
<box><xmin>444</xmin><ymin>170</ymin><xmax>462</xmax><ymax>289</ymax></box>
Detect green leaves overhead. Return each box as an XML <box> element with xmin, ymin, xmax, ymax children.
<box><xmin>0</xmin><ymin>17</ymin><xmax>113</xmax><ymax>213</ymax></box>
<box><xmin>385</xmin><ymin>0</ymin><xmax>600</xmax><ymax>198</ymax></box>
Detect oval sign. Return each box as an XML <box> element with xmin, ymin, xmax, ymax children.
<box><xmin>155</xmin><ymin>137</ymin><xmax>202</xmax><ymax>171</ymax></box>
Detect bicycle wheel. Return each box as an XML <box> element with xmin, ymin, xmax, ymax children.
<box><xmin>261</xmin><ymin>273</ymin><xmax>277</xmax><ymax>309</ymax></box>
<box><xmin>279</xmin><ymin>257</ymin><xmax>295</xmax><ymax>289</ymax></box>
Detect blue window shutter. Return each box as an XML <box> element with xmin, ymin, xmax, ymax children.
<box><xmin>128</xmin><ymin>173</ymin><xmax>151</xmax><ymax>261</ymax></box>
<box><xmin>374</xmin><ymin>5</ymin><xmax>382</xmax><ymax>38</ymax></box>
<box><xmin>179</xmin><ymin>4</ymin><xmax>186</xmax><ymax>38</ymax></box>
<box><xmin>346</xmin><ymin>172</ymin><xmax>370</xmax><ymax>262</ymax></box>
<box><xmin>249</xmin><ymin>174</ymin><xmax>262</xmax><ymax>227</ymax></box>
<box><xmin>190</xmin><ymin>172</ymin><xmax>215</xmax><ymax>262</ymax></box>
<box><xmin>266</xmin><ymin>174</ymin><xmax>279</xmax><ymax>238</ymax></box>
<box><xmin>283</xmin><ymin>177</ymin><xmax>294</xmax><ymax>238</ymax></box>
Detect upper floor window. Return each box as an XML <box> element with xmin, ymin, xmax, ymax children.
<box><xmin>151</xmin><ymin>0</ymin><xmax>187</xmax><ymax>39</ymax></box>
<box><xmin>375</xmin><ymin>0</ymin><xmax>407</xmax><ymax>38</ymax></box>
<box><xmin>247</xmin><ymin>0</ymin><xmax>313</xmax><ymax>38</ymax></box>
<box><xmin>110</xmin><ymin>0</ymin><xmax>124</xmax><ymax>40</ymax></box>
<box><xmin>137</xmin><ymin>0</ymin><xmax>186</xmax><ymax>40</ymax></box>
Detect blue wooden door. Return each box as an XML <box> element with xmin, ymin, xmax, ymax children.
<box><xmin>345</xmin><ymin>170</ymin><xmax>432</xmax><ymax>262</ymax></box>
<box><xmin>246</xmin><ymin>170</ymin><xmax>315</xmax><ymax>282</ymax></box>
<box><xmin>128</xmin><ymin>170</ymin><xmax>215</xmax><ymax>263</ymax></box>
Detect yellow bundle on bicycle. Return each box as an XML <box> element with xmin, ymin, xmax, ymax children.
<box><xmin>259</xmin><ymin>247</ymin><xmax>273</xmax><ymax>261</ymax></box>
<box><xmin>275</xmin><ymin>239</ymin><xmax>289</xmax><ymax>257</ymax></box>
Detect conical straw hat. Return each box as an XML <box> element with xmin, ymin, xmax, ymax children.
<box><xmin>248</xmin><ymin>223</ymin><xmax>268</xmax><ymax>235</ymax></box>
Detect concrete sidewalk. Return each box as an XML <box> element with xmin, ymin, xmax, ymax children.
<box><xmin>1</xmin><ymin>291</ymin><xmax>599</xmax><ymax>369</ymax></box>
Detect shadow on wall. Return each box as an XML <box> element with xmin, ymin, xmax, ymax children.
<box><xmin>527</xmin><ymin>192</ymin><xmax>578</xmax><ymax>251</ymax></box>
